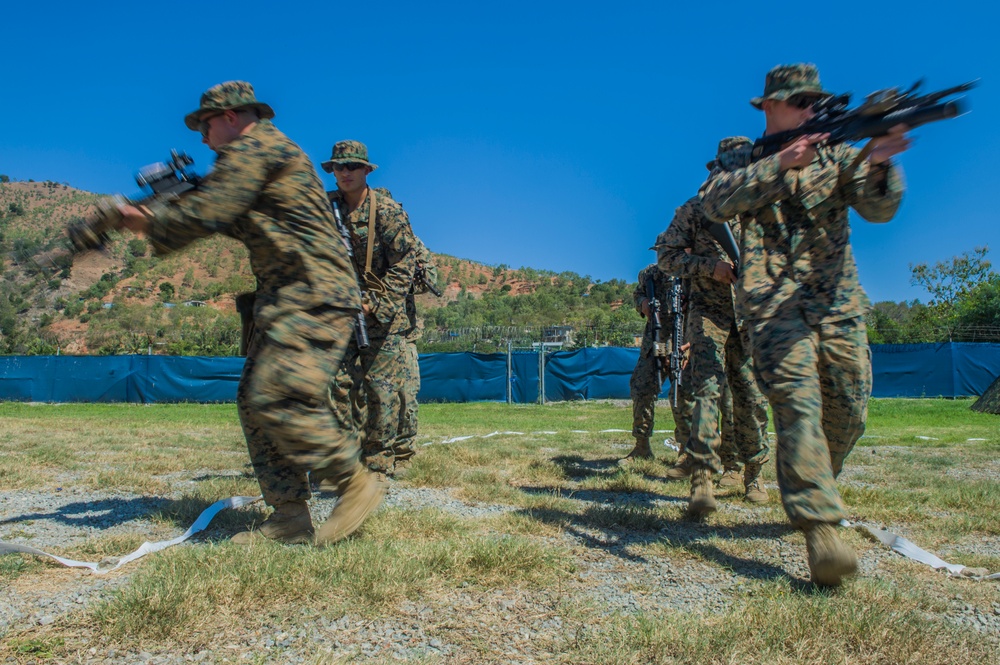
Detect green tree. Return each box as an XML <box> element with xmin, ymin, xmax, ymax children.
<box><xmin>910</xmin><ymin>246</ymin><xmax>995</xmax><ymax>339</ymax></box>
<box><xmin>911</xmin><ymin>246</ymin><xmax>992</xmax><ymax>311</ymax></box>
<box><xmin>158</xmin><ymin>281</ymin><xmax>176</xmax><ymax>302</ymax></box>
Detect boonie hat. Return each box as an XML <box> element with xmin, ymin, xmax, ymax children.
<box><xmin>321</xmin><ymin>140</ymin><xmax>378</xmax><ymax>173</ymax></box>
<box><xmin>750</xmin><ymin>63</ymin><xmax>830</xmax><ymax>110</ymax></box>
<box><xmin>183</xmin><ymin>81</ymin><xmax>275</xmax><ymax>131</ymax></box>
<box><xmin>706</xmin><ymin>136</ymin><xmax>752</xmax><ymax>171</ymax></box>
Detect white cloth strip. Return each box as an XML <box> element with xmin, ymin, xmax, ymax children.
<box><xmin>842</xmin><ymin>519</ymin><xmax>998</xmax><ymax>581</ymax></box>
<box><xmin>0</xmin><ymin>495</ymin><xmax>262</xmax><ymax>574</ymax></box>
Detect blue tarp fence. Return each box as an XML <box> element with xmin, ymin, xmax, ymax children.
<box><xmin>1</xmin><ymin>343</ymin><xmax>999</xmax><ymax>403</ymax></box>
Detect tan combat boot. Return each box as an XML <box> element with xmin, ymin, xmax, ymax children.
<box><xmin>743</xmin><ymin>461</ymin><xmax>769</xmax><ymax>504</ymax></box>
<box><xmin>664</xmin><ymin>453</ymin><xmax>693</xmax><ymax>481</ymax></box>
<box><xmin>618</xmin><ymin>436</ymin><xmax>654</xmax><ymax>465</ymax></box>
<box><xmin>804</xmin><ymin>522</ymin><xmax>858</xmax><ymax>587</ymax></box>
<box><xmin>231</xmin><ymin>500</ymin><xmax>314</xmax><ymax>545</ymax></box>
<box><xmin>718</xmin><ymin>466</ymin><xmax>742</xmax><ymax>488</ymax></box>
<box><xmin>315</xmin><ymin>467</ymin><xmax>386</xmax><ymax>546</ymax></box>
<box><xmin>688</xmin><ymin>467</ymin><xmax>717</xmax><ymax>517</ymax></box>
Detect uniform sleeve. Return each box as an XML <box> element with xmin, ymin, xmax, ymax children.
<box><xmin>699</xmin><ymin>153</ymin><xmax>788</xmax><ymax>223</ymax></box>
<box><xmin>655</xmin><ymin>201</ymin><xmax>718</xmax><ymax>278</ymax></box>
<box><xmin>632</xmin><ymin>267</ymin><xmax>650</xmax><ymax>314</ymax></box>
<box><xmin>838</xmin><ymin>145</ymin><xmax>905</xmax><ymax>224</ymax></box>
<box><xmin>368</xmin><ymin>204</ymin><xmax>417</xmax><ymax>326</ymax></box>
<box><xmin>145</xmin><ymin>142</ymin><xmax>269</xmax><ymax>255</ymax></box>
<box><xmin>411</xmin><ymin>238</ymin><xmax>439</xmax><ymax>295</ymax></box>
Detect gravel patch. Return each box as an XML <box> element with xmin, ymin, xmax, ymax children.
<box><xmin>2</xmin><ymin>469</ymin><xmax>998</xmax><ymax>663</ymax></box>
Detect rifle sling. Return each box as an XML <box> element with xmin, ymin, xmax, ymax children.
<box><xmin>837</xmin><ymin>142</ymin><xmax>876</xmax><ymax>188</ymax></box>
<box><xmin>365</xmin><ymin>188</ymin><xmax>377</xmax><ymax>278</ymax></box>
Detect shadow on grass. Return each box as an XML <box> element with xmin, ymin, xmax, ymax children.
<box><xmin>514</xmin><ymin>482</ymin><xmax>805</xmax><ymax>585</ymax></box>
<box><xmin>551</xmin><ymin>454</ymin><xmax>676</xmax><ymax>484</ymax></box>
<box><xmin>0</xmin><ymin>496</ymin><xmax>173</xmax><ymax>529</ymax></box>
<box><xmin>551</xmin><ymin>454</ymin><xmax>624</xmax><ymax>479</ymax></box>
<box><xmin>0</xmin><ymin>495</ymin><xmax>265</xmax><ymax>542</ymax></box>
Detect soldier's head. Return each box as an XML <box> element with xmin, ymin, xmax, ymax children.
<box><xmin>184</xmin><ymin>81</ymin><xmax>273</xmax><ymax>151</ymax></box>
<box><xmin>706</xmin><ymin>136</ymin><xmax>751</xmax><ymax>171</ymax></box>
<box><xmin>751</xmin><ymin>64</ymin><xmax>830</xmax><ymax>134</ymax></box>
<box><xmin>322</xmin><ymin>140</ymin><xmax>377</xmax><ymax>195</ymax></box>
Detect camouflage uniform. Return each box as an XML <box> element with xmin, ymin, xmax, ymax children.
<box><xmin>325</xmin><ymin>142</ymin><xmax>417</xmax><ymax>474</ymax></box>
<box><xmin>628</xmin><ymin>265</ymin><xmax>690</xmax><ymax>455</ymax></box>
<box><xmin>700</xmin><ymin>65</ymin><xmax>904</xmax><ymax>528</ymax></box>
<box><xmin>393</xmin><ymin>236</ymin><xmax>438</xmax><ymax>463</ymax></box>
<box><xmin>144</xmin><ymin>83</ymin><xmax>363</xmax><ymax>511</ymax></box>
<box><xmin>655</xmin><ymin>187</ymin><xmax>770</xmax><ymax>478</ymax></box>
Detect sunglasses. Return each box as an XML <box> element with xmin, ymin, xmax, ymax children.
<box><xmin>332</xmin><ymin>162</ymin><xmax>367</xmax><ymax>172</ymax></box>
<box><xmin>786</xmin><ymin>94</ymin><xmax>823</xmax><ymax>111</ymax></box>
<box><xmin>198</xmin><ymin>112</ymin><xmax>225</xmax><ymax>136</ymax></box>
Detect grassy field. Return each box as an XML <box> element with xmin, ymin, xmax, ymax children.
<box><xmin>0</xmin><ymin>398</ymin><xmax>998</xmax><ymax>663</ymax></box>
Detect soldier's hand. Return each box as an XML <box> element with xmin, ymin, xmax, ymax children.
<box><xmin>779</xmin><ymin>133</ymin><xmax>828</xmax><ymax>171</ymax></box>
<box><xmin>712</xmin><ymin>261</ymin><xmax>737</xmax><ymax>284</ymax></box>
<box><xmin>640</xmin><ymin>300</ymin><xmax>651</xmax><ymax>318</ymax></box>
<box><xmin>680</xmin><ymin>342</ymin><xmax>691</xmax><ymax>369</ymax></box>
<box><xmin>119</xmin><ymin>204</ymin><xmax>152</xmax><ymax>234</ymax></box>
<box><xmin>868</xmin><ymin>124</ymin><xmax>911</xmax><ymax>165</ymax></box>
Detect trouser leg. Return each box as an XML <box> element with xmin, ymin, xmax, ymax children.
<box><xmin>239</xmin><ymin>306</ymin><xmax>361</xmax><ymax>507</ymax></box>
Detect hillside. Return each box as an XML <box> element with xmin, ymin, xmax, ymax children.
<box><xmin>0</xmin><ymin>180</ymin><xmax>642</xmax><ymax>355</ymax></box>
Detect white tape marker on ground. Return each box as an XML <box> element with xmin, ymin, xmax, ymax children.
<box><xmin>842</xmin><ymin>519</ymin><xmax>999</xmax><ymax>581</ymax></box>
<box><xmin>0</xmin><ymin>495</ymin><xmax>262</xmax><ymax>574</ymax></box>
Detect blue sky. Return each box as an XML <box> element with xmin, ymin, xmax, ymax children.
<box><xmin>1</xmin><ymin>1</ymin><xmax>994</xmax><ymax>304</ymax></box>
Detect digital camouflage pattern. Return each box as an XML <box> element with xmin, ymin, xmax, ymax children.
<box><xmin>655</xmin><ymin>196</ymin><xmax>770</xmax><ymax>474</ymax></box>
<box><xmin>327</xmin><ymin>186</ymin><xmax>417</xmax><ymax>472</ymax></box>
<box><xmin>321</xmin><ymin>140</ymin><xmax>378</xmax><ymax>172</ymax></box>
<box><xmin>327</xmin><ymin>187</ymin><xmax>416</xmax><ymax>336</ymax></box>
<box><xmin>393</xmin><ymin>341</ymin><xmax>421</xmax><ymax>462</ymax></box>
<box><xmin>144</xmin><ymin>118</ymin><xmax>362</xmax><ymax>507</ymax></box>
<box><xmin>749</xmin><ymin>63</ymin><xmax>830</xmax><ymax>110</ymax></box>
<box><xmin>699</xmin><ymin>126</ymin><xmax>903</xmax><ymax>526</ymax></box>
<box><xmin>700</xmin><ymin>144</ymin><xmax>904</xmax><ymax>325</ymax></box>
<box><xmin>746</xmin><ymin>315</ymin><xmax>871</xmax><ymax>525</ymax></box>
<box><xmin>630</xmin><ymin>264</ymin><xmax>684</xmax><ymax>439</ymax></box>
<box><xmin>394</xmin><ymin>237</ymin><xmax>437</xmax><ymax>461</ymax></box>
<box><xmin>341</xmin><ymin>333</ymin><xmax>406</xmax><ymax>472</ymax></box>
<box><xmin>183</xmin><ymin>80</ymin><xmax>275</xmax><ymax>131</ymax></box>
<box><xmin>717</xmin><ymin>379</ymin><xmax>739</xmax><ymax>470</ymax></box>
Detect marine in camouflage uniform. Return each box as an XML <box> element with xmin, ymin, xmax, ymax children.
<box><xmin>393</xmin><ymin>236</ymin><xmax>438</xmax><ymax>465</ymax></box>
<box><xmin>116</xmin><ymin>81</ymin><xmax>384</xmax><ymax>546</ymax></box>
<box><xmin>699</xmin><ymin>64</ymin><xmax>909</xmax><ymax>585</ymax></box>
<box><xmin>623</xmin><ymin>264</ymin><xmax>691</xmax><ymax>462</ymax></box>
<box><xmin>323</xmin><ymin>141</ymin><xmax>417</xmax><ymax>476</ymax></box>
<box><xmin>656</xmin><ymin>137</ymin><xmax>771</xmax><ymax>508</ymax></box>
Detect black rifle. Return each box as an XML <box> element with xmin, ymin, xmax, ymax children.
<box><xmin>67</xmin><ymin>150</ymin><xmax>201</xmax><ymax>252</ymax></box>
<box><xmin>666</xmin><ymin>278</ymin><xmax>685</xmax><ymax>408</ymax></box>
<box><xmin>644</xmin><ymin>276</ymin><xmax>668</xmax><ymax>389</ymax></box>
<box><xmin>415</xmin><ymin>262</ymin><xmax>442</xmax><ymax>297</ymax></box>
<box><xmin>705</xmin><ymin>221</ymin><xmax>740</xmax><ymax>276</ymax></box>
<box><xmin>330</xmin><ymin>199</ymin><xmax>371</xmax><ymax>349</ymax></box>
<box><xmin>750</xmin><ymin>80</ymin><xmax>974</xmax><ymax>162</ymax></box>
<box><xmin>234</xmin><ymin>292</ymin><xmax>256</xmax><ymax>357</ymax></box>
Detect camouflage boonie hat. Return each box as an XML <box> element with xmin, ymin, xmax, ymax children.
<box><xmin>321</xmin><ymin>140</ymin><xmax>378</xmax><ymax>173</ymax></box>
<box><xmin>706</xmin><ymin>136</ymin><xmax>752</xmax><ymax>171</ymax></box>
<box><xmin>183</xmin><ymin>81</ymin><xmax>275</xmax><ymax>131</ymax></box>
<box><xmin>750</xmin><ymin>63</ymin><xmax>830</xmax><ymax>110</ymax></box>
